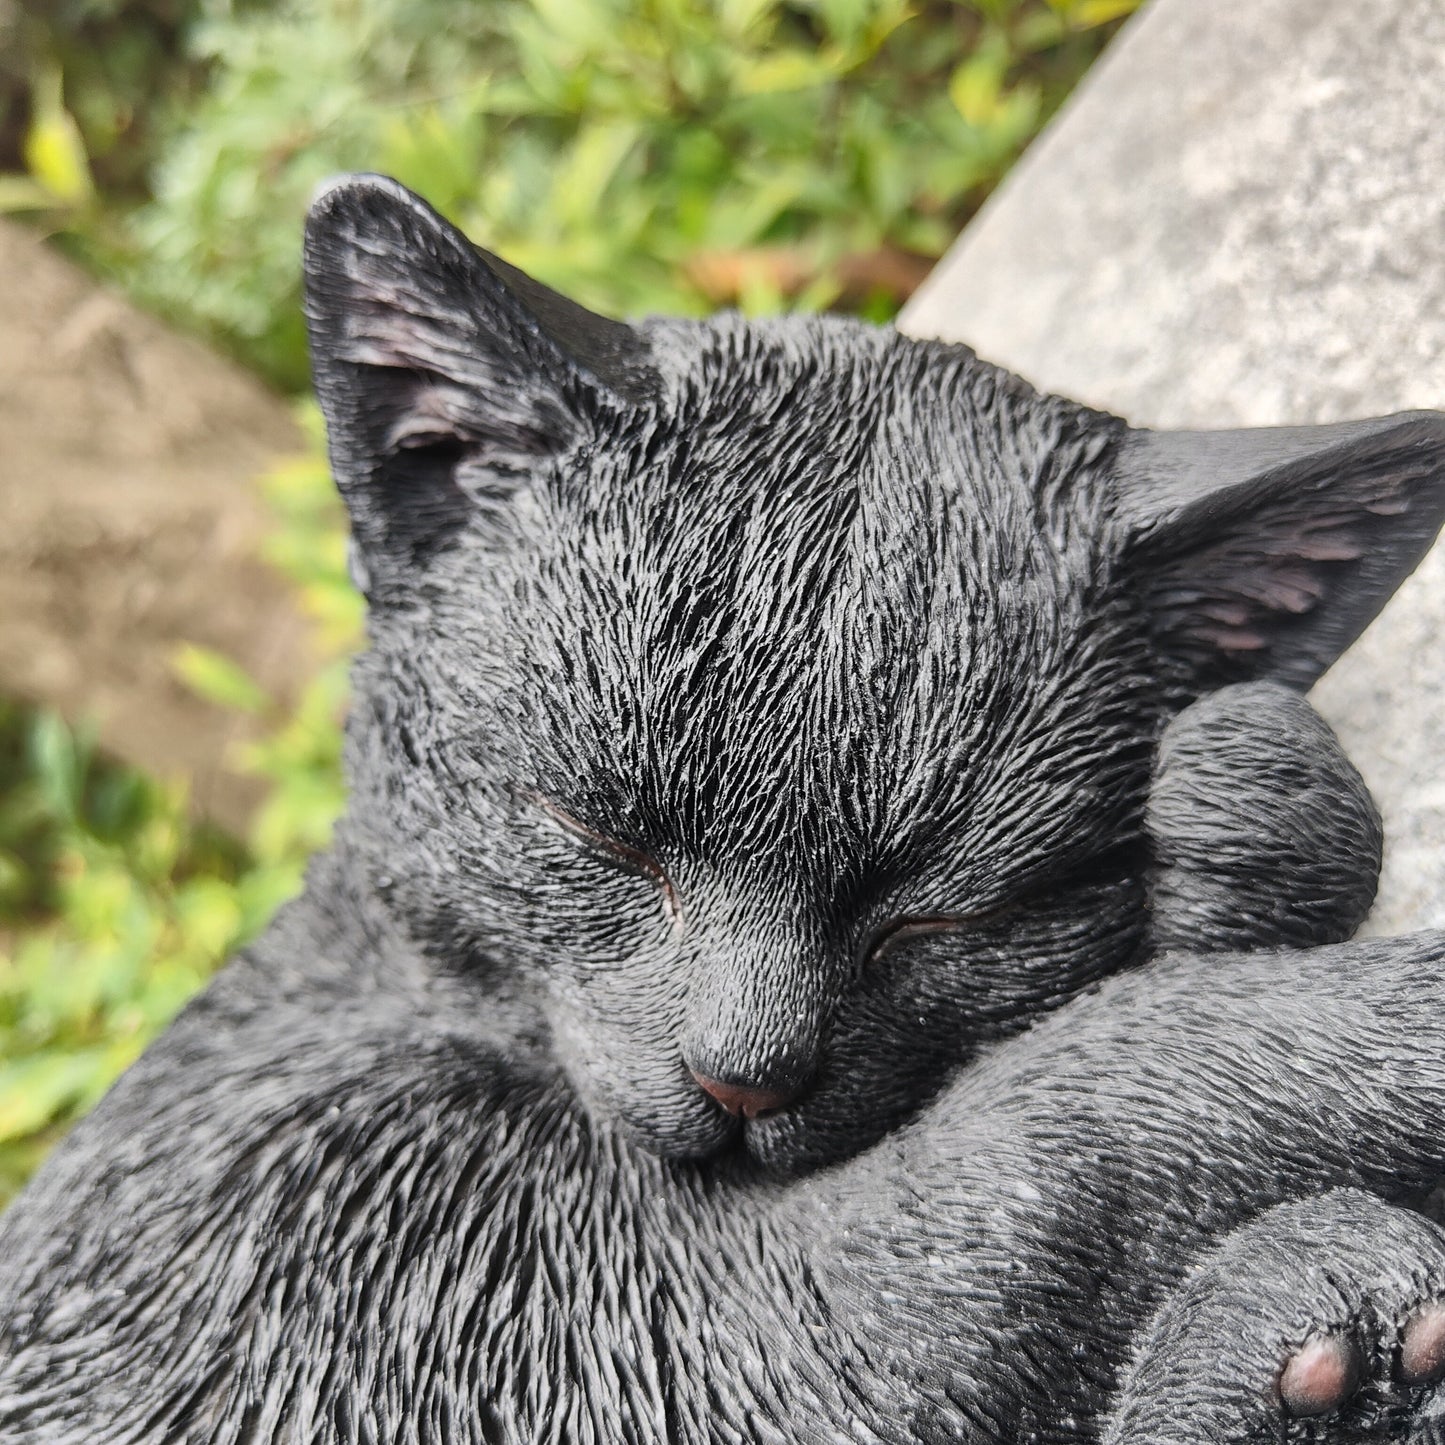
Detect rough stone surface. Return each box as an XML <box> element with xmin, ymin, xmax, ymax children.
<box><xmin>0</xmin><ymin>220</ymin><xmax>309</xmax><ymax>832</ymax></box>
<box><xmin>901</xmin><ymin>0</ymin><xmax>1445</xmax><ymax>937</ymax></box>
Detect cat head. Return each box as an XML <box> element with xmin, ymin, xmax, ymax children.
<box><xmin>304</xmin><ymin>174</ymin><xmax>1445</xmax><ymax>1175</ymax></box>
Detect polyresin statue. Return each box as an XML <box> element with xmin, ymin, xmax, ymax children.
<box><xmin>4</xmin><ymin>174</ymin><xmax>1445</xmax><ymax>1442</ymax></box>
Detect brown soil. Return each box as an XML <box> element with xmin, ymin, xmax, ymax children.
<box><xmin>0</xmin><ymin>219</ymin><xmax>313</xmax><ymax>834</ymax></box>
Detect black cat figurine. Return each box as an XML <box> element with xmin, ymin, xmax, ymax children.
<box><xmin>2</xmin><ymin>174</ymin><xmax>1444</xmax><ymax>1443</ymax></box>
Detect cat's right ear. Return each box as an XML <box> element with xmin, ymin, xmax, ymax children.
<box><xmin>1115</xmin><ymin>412</ymin><xmax>1445</xmax><ymax>692</ymax></box>
<box><xmin>303</xmin><ymin>173</ymin><xmax>658</xmax><ymax>597</ymax></box>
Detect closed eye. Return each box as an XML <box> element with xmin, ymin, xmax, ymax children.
<box><xmin>863</xmin><ymin>843</ymin><xmax>1145</xmax><ymax>966</ymax></box>
<box><xmin>530</xmin><ymin>793</ymin><xmax>683</xmax><ymax>931</ymax></box>
<box><xmin>862</xmin><ymin>907</ymin><xmax>1010</xmax><ymax>968</ymax></box>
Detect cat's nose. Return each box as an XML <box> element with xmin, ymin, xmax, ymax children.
<box><xmin>690</xmin><ymin>1071</ymin><xmax>796</xmax><ymax>1120</ymax></box>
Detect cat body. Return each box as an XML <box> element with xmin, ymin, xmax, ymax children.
<box><xmin>5</xmin><ymin>878</ymin><xmax>1445</xmax><ymax>1443</ymax></box>
<box><xmin>3</xmin><ymin>175</ymin><xmax>1445</xmax><ymax>1441</ymax></box>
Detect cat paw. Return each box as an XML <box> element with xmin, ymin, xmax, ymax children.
<box><xmin>1146</xmin><ymin>683</ymin><xmax>1382</xmax><ymax>954</ymax></box>
<box><xmin>1274</xmin><ymin>1299</ymin><xmax>1445</xmax><ymax>1417</ymax></box>
<box><xmin>1102</xmin><ymin>1188</ymin><xmax>1445</xmax><ymax>1443</ymax></box>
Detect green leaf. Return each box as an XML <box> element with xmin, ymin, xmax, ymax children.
<box><xmin>949</xmin><ymin>49</ymin><xmax>1006</xmax><ymax>127</ymax></box>
<box><xmin>173</xmin><ymin>877</ymin><xmax>244</xmax><ymax>961</ymax></box>
<box><xmin>0</xmin><ymin>174</ymin><xmax>57</xmax><ymax>213</ymax></box>
<box><xmin>732</xmin><ymin>50</ymin><xmax>839</xmax><ymax>96</ymax></box>
<box><xmin>0</xmin><ymin>1050</ymin><xmax>106</xmax><ymax>1143</ymax></box>
<box><xmin>550</xmin><ymin>120</ymin><xmax>641</xmax><ymax>226</ymax></box>
<box><xmin>23</xmin><ymin>67</ymin><xmax>94</xmax><ymax>206</ymax></box>
<box><xmin>1071</xmin><ymin>0</ymin><xmax>1142</xmax><ymax>26</ymax></box>
<box><xmin>719</xmin><ymin>0</ymin><xmax>776</xmax><ymax>39</ymax></box>
<box><xmin>809</xmin><ymin>0</ymin><xmax>872</xmax><ymax>50</ymax></box>
<box><xmin>28</xmin><ymin>713</ymin><xmax>82</xmax><ymax>823</ymax></box>
<box><xmin>171</xmin><ymin>644</ymin><xmax>271</xmax><ymax>716</ymax></box>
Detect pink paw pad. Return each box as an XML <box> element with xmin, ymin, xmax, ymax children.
<box><xmin>1400</xmin><ymin>1304</ymin><xmax>1445</xmax><ymax>1387</ymax></box>
<box><xmin>1278</xmin><ymin>1332</ymin><xmax>1364</xmax><ymax>1417</ymax></box>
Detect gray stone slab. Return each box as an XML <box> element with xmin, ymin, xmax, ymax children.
<box><xmin>901</xmin><ymin>0</ymin><xmax>1445</xmax><ymax>937</ymax></box>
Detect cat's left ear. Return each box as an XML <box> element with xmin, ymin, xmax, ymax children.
<box><xmin>1116</xmin><ymin>412</ymin><xmax>1445</xmax><ymax>692</ymax></box>
<box><xmin>303</xmin><ymin>173</ymin><xmax>658</xmax><ymax>595</ymax></box>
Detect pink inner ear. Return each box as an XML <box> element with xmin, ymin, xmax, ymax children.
<box><xmin>1199</xmin><ymin>602</ymin><xmax>1252</xmax><ymax>627</ymax></box>
<box><xmin>1130</xmin><ymin>413</ymin><xmax>1445</xmax><ymax>689</ymax></box>
<box><xmin>1365</xmin><ymin>495</ymin><xmax>1410</xmax><ymax>516</ymax></box>
<box><xmin>383</xmin><ymin>387</ymin><xmax>474</xmax><ymax>452</ymax></box>
<box><xmin>343</xmin><ymin>308</ymin><xmax>456</xmax><ymax>371</ymax></box>
<box><xmin>1292</xmin><ymin>535</ymin><xmax>1364</xmax><ymax>562</ymax></box>
<box><xmin>1247</xmin><ymin>567</ymin><xmax>1324</xmax><ymax>616</ymax></box>
<box><xmin>346</xmin><ymin>339</ymin><xmax>414</xmax><ymax>370</ymax></box>
<box><xmin>1199</xmin><ymin>626</ymin><xmax>1268</xmax><ymax>653</ymax></box>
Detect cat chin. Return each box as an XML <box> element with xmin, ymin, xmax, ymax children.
<box><xmin>607</xmin><ymin>1091</ymin><xmax>848</xmax><ymax>1175</ymax></box>
<box><xmin>615</xmin><ymin>1096</ymin><xmax>896</xmax><ymax>1178</ymax></box>
<box><xmin>739</xmin><ymin>1104</ymin><xmax>896</xmax><ymax>1178</ymax></box>
<box><xmin>607</xmin><ymin>1090</ymin><xmax>741</xmax><ymax>1163</ymax></box>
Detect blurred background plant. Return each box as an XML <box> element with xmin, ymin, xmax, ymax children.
<box><xmin>0</xmin><ymin>0</ymin><xmax>1139</xmax><ymax>1200</ymax></box>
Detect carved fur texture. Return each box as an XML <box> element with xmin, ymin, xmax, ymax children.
<box><xmin>3</xmin><ymin>175</ymin><xmax>1445</xmax><ymax>1443</ymax></box>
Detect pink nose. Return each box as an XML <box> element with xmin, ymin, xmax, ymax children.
<box><xmin>690</xmin><ymin>1072</ymin><xmax>794</xmax><ymax>1120</ymax></box>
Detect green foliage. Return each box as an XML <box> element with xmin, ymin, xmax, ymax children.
<box><xmin>237</xmin><ymin>413</ymin><xmax>360</xmax><ymax>866</ymax></box>
<box><xmin>0</xmin><ymin>0</ymin><xmax>1139</xmax><ymax>1197</ymax></box>
<box><xmin>0</xmin><ymin>1</ymin><xmax>205</xmax><ymax>216</ymax></box>
<box><xmin>0</xmin><ymin>413</ymin><xmax>359</xmax><ymax>1205</ymax></box>
<box><xmin>0</xmin><ymin>703</ymin><xmax>245</xmax><ymax>1199</ymax></box>
<box><xmin>5</xmin><ymin>0</ymin><xmax>1138</xmax><ymax>388</ymax></box>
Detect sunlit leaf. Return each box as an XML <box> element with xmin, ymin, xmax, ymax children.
<box><xmin>551</xmin><ymin>120</ymin><xmax>641</xmax><ymax>226</ymax></box>
<box><xmin>0</xmin><ymin>174</ymin><xmax>57</xmax><ymax>213</ymax></box>
<box><xmin>0</xmin><ymin>1051</ymin><xmax>106</xmax><ymax>1143</ymax></box>
<box><xmin>173</xmin><ymin>878</ymin><xmax>244</xmax><ymax>961</ymax></box>
<box><xmin>732</xmin><ymin>50</ymin><xmax>839</xmax><ymax>95</ymax></box>
<box><xmin>719</xmin><ymin>0</ymin><xmax>776</xmax><ymax>38</ymax></box>
<box><xmin>171</xmin><ymin>643</ymin><xmax>272</xmax><ymax>716</ymax></box>
<box><xmin>949</xmin><ymin>49</ymin><xmax>1006</xmax><ymax>127</ymax></box>
<box><xmin>23</xmin><ymin>67</ymin><xmax>93</xmax><ymax>206</ymax></box>
<box><xmin>1071</xmin><ymin>0</ymin><xmax>1142</xmax><ymax>26</ymax></box>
